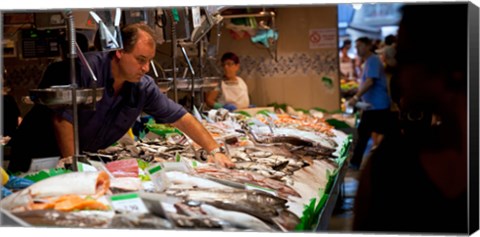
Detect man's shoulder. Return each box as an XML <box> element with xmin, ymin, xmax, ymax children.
<box><xmin>84</xmin><ymin>51</ymin><xmax>111</xmax><ymax>64</ymax></box>
<box><xmin>138</xmin><ymin>75</ymin><xmax>161</xmax><ymax>93</ymax></box>
<box><xmin>140</xmin><ymin>74</ymin><xmax>155</xmax><ymax>85</ymax></box>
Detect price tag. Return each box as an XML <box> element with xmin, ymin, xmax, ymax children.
<box><xmin>28</xmin><ymin>157</ymin><xmax>59</xmax><ymax>172</ymax></box>
<box><xmin>77</xmin><ymin>162</ymin><xmax>98</xmax><ymax>172</ymax></box>
<box><xmin>245</xmin><ymin>183</ymin><xmax>277</xmax><ymax>197</ymax></box>
<box><xmin>162</xmin><ymin>162</ymin><xmax>190</xmax><ymax>173</ymax></box>
<box><xmin>146</xmin><ymin>163</ymin><xmax>170</xmax><ymax>192</ymax></box>
<box><xmin>109</xmin><ymin>193</ymin><xmax>149</xmax><ymax>214</ymax></box>
<box><xmin>148</xmin><ymin>164</ymin><xmax>163</xmax><ymax>175</ymax></box>
<box><xmin>175</xmin><ymin>152</ymin><xmax>182</xmax><ymax>162</ymax></box>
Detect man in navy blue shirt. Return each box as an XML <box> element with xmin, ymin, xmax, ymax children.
<box><xmin>7</xmin><ymin>23</ymin><xmax>234</xmax><ymax>172</ymax></box>
<box><xmin>347</xmin><ymin>37</ymin><xmax>392</xmax><ymax>170</ymax></box>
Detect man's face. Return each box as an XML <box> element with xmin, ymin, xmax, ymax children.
<box><xmin>116</xmin><ymin>32</ymin><xmax>156</xmax><ymax>83</ymax></box>
<box><xmin>222</xmin><ymin>59</ymin><xmax>239</xmax><ymax>79</ymax></box>
<box><xmin>355</xmin><ymin>41</ymin><xmax>368</xmax><ymax>58</ymax></box>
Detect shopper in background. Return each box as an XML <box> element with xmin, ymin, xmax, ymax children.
<box><xmin>353</xmin><ymin>3</ymin><xmax>468</xmax><ymax>233</ymax></box>
<box><xmin>339</xmin><ymin>39</ymin><xmax>356</xmax><ymax>80</ymax></box>
<box><xmin>378</xmin><ymin>34</ymin><xmax>398</xmax><ymax>112</ymax></box>
<box><xmin>205</xmin><ymin>52</ymin><xmax>250</xmax><ymax>112</ymax></box>
<box><xmin>347</xmin><ymin>37</ymin><xmax>391</xmax><ymax>170</ymax></box>
<box><xmin>381</xmin><ymin>34</ymin><xmax>397</xmax><ymax>73</ymax></box>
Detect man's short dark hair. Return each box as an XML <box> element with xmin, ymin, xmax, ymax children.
<box><xmin>221</xmin><ymin>52</ymin><xmax>240</xmax><ymax>64</ymax></box>
<box><xmin>356</xmin><ymin>37</ymin><xmax>372</xmax><ymax>45</ymax></box>
<box><xmin>121</xmin><ymin>23</ymin><xmax>157</xmax><ymax>53</ymax></box>
<box><xmin>385</xmin><ymin>34</ymin><xmax>396</xmax><ymax>46</ymax></box>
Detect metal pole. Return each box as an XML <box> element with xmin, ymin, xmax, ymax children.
<box><xmin>179</xmin><ymin>45</ymin><xmax>196</xmax><ymax>111</ymax></box>
<box><xmin>198</xmin><ymin>39</ymin><xmax>204</xmax><ymax>110</ymax></box>
<box><xmin>66</xmin><ymin>11</ymin><xmax>79</xmax><ymax>171</ymax></box>
<box><xmin>221</xmin><ymin>11</ymin><xmax>275</xmax><ymax>19</ymax></box>
<box><xmin>169</xmin><ymin>10</ymin><xmax>178</xmax><ymax>103</ymax></box>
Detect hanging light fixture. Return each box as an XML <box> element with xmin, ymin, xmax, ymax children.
<box><xmin>352</xmin><ymin>4</ymin><xmax>363</xmax><ymax>10</ymax></box>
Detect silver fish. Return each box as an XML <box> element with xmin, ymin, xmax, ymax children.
<box><xmin>169</xmin><ymin>188</ymin><xmax>287</xmax><ymax>224</ymax></box>
<box><xmin>200</xmin><ymin>204</ymin><xmax>274</xmax><ymax>232</ymax></box>
<box><xmin>108</xmin><ymin>213</ymin><xmax>173</xmax><ymax>229</ymax></box>
<box><xmin>167</xmin><ymin>212</ymin><xmax>223</xmax><ymax>229</ymax></box>
<box><xmin>13</xmin><ymin>210</ymin><xmax>110</xmax><ymax>228</ymax></box>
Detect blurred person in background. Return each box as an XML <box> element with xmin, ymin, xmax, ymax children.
<box><xmin>347</xmin><ymin>37</ymin><xmax>391</xmax><ymax>170</ymax></box>
<box><xmin>339</xmin><ymin>39</ymin><xmax>357</xmax><ymax>80</ymax></box>
<box><xmin>353</xmin><ymin>3</ymin><xmax>468</xmax><ymax>234</ymax></box>
<box><xmin>381</xmin><ymin>34</ymin><xmax>397</xmax><ymax>73</ymax></box>
<box><xmin>205</xmin><ymin>52</ymin><xmax>250</xmax><ymax>112</ymax></box>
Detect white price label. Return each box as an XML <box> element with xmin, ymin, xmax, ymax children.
<box><xmin>28</xmin><ymin>157</ymin><xmax>59</xmax><ymax>172</ymax></box>
<box><xmin>77</xmin><ymin>162</ymin><xmax>98</xmax><ymax>172</ymax></box>
<box><xmin>245</xmin><ymin>183</ymin><xmax>277</xmax><ymax>197</ymax></box>
<box><xmin>147</xmin><ymin>164</ymin><xmax>170</xmax><ymax>192</ymax></box>
<box><xmin>109</xmin><ymin>193</ymin><xmax>149</xmax><ymax>214</ymax></box>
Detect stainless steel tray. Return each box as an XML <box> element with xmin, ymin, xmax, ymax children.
<box><xmin>157</xmin><ymin>78</ymin><xmax>173</xmax><ymax>93</ymax></box>
<box><xmin>202</xmin><ymin>77</ymin><xmax>221</xmax><ymax>91</ymax></box>
<box><xmin>175</xmin><ymin>78</ymin><xmax>204</xmax><ymax>91</ymax></box>
<box><xmin>29</xmin><ymin>87</ymin><xmax>104</xmax><ymax>108</ymax></box>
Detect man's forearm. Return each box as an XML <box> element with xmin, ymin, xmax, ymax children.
<box><xmin>355</xmin><ymin>78</ymin><xmax>374</xmax><ymax>98</ymax></box>
<box><xmin>172</xmin><ymin>113</ymin><xmax>219</xmax><ymax>152</ymax></box>
<box><xmin>53</xmin><ymin>115</ymin><xmax>74</xmax><ymax>158</ymax></box>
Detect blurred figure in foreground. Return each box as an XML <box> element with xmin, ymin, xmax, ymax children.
<box><xmin>353</xmin><ymin>3</ymin><xmax>468</xmax><ymax>234</ymax></box>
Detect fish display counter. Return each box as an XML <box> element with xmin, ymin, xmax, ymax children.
<box><xmin>0</xmin><ymin>108</ymin><xmax>352</xmax><ymax>232</ymax></box>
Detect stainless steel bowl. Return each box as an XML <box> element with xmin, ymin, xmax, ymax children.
<box><xmin>29</xmin><ymin>87</ymin><xmax>104</xmax><ymax>108</ymax></box>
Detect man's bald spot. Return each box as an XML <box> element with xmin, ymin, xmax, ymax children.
<box><xmin>121</xmin><ymin>23</ymin><xmax>157</xmax><ymax>53</ymax></box>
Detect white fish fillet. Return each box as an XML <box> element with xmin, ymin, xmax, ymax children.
<box><xmin>200</xmin><ymin>204</ymin><xmax>273</xmax><ymax>231</ymax></box>
<box><xmin>0</xmin><ymin>171</ymin><xmax>110</xmax><ymax>212</ymax></box>
<box><xmin>110</xmin><ymin>177</ymin><xmax>143</xmax><ymax>191</ymax></box>
<box><xmin>165</xmin><ymin>171</ymin><xmax>232</xmax><ymax>189</ymax></box>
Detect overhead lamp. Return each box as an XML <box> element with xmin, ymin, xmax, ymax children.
<box><xmin>352</xmin><ymin>4</ymin><xmax>363</xmax><ymax>10</ymax></box>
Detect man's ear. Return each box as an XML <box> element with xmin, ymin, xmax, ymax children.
<box><xmin>115</xmin><ymin>50</ymin><xmax>123</xmax><ymax>59</ymax></box>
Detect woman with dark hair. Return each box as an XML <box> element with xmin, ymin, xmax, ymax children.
<box><xmin>353</xmin><ymin>3</ymin><xmax>468</xmax><ymax>234</ymax></box>
<box><xmin>339</xmin><ymin>39</ymin><xmax>356</xmax><ymax>79</ymax></box>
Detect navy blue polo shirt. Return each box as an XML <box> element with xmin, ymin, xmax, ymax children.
<box><xmin>57</xmin><ymin>52</ymin><xmax>187</xmax><ymax>152</ymax></box>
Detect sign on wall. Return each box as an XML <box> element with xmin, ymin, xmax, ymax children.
<box><xmin>309</xmin><ymin>28</ymin><xmax>337</xmax><ymax>49</ymax></box>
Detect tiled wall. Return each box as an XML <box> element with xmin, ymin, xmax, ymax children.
<box><xmin>238</xmin><ymin>51</ymin><xmax>339</xmax><ymax>77</ymax></box>
<box><xmin>215</xmin><ymin>6</ymin><xmax>341</xmax><ymax>111</ymax></box>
